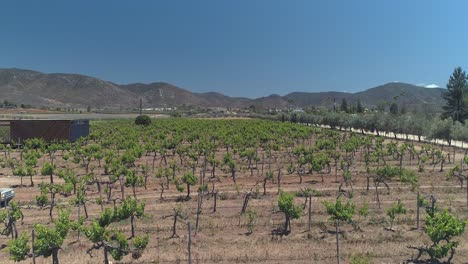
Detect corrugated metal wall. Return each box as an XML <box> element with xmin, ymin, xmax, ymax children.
<box><xmin>9</xmin><ymin>120</ymin><xmax>89</xmax><ymax>142</ymax></box>
<box><xmin>70</xmin><ymin>120</ymin><xmax>90</xmax><ymax>142</ymax></box>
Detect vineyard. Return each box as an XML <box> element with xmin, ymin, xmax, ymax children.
<box><xmin>0</xmin><ymin>118</ymin><xmax>466</xmax><ymax>264</ymax></box>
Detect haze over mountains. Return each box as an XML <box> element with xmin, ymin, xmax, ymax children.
<box><xmin>0</xmin><ymin>68</ymin><xmax>445</xmax><ymax>110</ymax></box>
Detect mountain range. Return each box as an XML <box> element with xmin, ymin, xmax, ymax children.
<box><xmin>0</xmin><ymin>68</ymin><xmax>445</xmax><ymax>111</ymax></box>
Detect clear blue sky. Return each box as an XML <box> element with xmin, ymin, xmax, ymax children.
<box><xmin>1</xmin><ymin>0</ymin><xmax>466</xmax><ymax>97</ymax></box>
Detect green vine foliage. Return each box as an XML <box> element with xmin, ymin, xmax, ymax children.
<box><xmin>424</xmin><ymin>210</ymin><xmax>466</xmax><ymax>262</ymax></box>
<box><xmin>107</xmin><ymin>232</ymin><xmax>128</xmax><ymax>261</ymax></box>
<box><xmin>0</xmin><ymin>201</ymin><xmax>24</xmax><ymax>238</ymax></box>
<box><xmin>323</xmin><ymin>197</ymin><xmax>355</xmax><ymax>223</ymax></box>
<box><xmin>5</xmin><ymin>232</ymin><xmax>30</xmax><ymax>262</ymax></box>
<box><xmin>33</xmin><ymin>207</ymin><xmax>70</xmax><ymax>258</ymax></box>
<box><xmin>82</xmin><ymin>198</ymin><xmax>149</xmax><ymax>262</ymax></box>
<box><xmin>278</xmin><ymin>191</ymin><xmax>302</xmax><ymax>233</ymax></box>
<box><xmin>278</xmin><ymin>191</ymin><xmax>302</xmax><ymax>220</ymax></box>
<box><xmin>386</xmin><ymin>201</ymin><xmax>406</xmax><ymax>229</ymax></box>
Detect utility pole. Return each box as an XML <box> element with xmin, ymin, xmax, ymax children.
<box><xmin>139</xmin><ymin>98</ymin><xmax>143</xmax><ymax>115</ymax></box>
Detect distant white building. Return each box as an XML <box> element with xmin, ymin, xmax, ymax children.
<box><xmin>143</xmin><ymin>107</ymin><xmax>176</xmax><ymax>112</ymax></box>
<box><xmin>207</xmin><ymin>107</ymin><xmax>228</xmax><ymax>113</ymax></box>
<box><xmin>292</xmin><ymin>108</ymin><xmax>304</xmax><ymax>113</ymax></box>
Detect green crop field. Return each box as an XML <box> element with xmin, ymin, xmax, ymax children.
<box><xmin>0</xmin><ymin>118</ymin><xmax>466</xmax><ymax>264</ymax></box>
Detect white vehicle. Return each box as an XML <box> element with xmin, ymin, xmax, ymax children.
<box><xmin>0</xmin><ymin>188</ymin><xmax>15</xmax><ymax>207</ymax></box>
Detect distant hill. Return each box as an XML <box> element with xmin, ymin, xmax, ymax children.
<box><xmin>352</xmin><ymin>82</ymin><xmax>444</xmax><ymax>109</ymax></box>
<box><xmin>251</xmin><ymin>94</ymin><xmax>289</xmax><ymax>109</ymax></box>
<box><xmin>195</xmin><ymin>92</ymin><xmax>251</xmax><ymax>108</ymax></box>
<box><xmin>0</xmin><ymin>68</ymin><xmax>445</xmax><ymax>110</ymax></box>
<box><xmin>120</xmin><ymin>82</ymin><xmax>201</xmax><ymax>107</ymax></box>
<box><xmin>284</xmin><ymin>91</ymin><xmax>351</xmax><ymax>108</ymax></box>
<box><xmin>0</xmin><ymin>68</ymin><xmax>138</xmax><ymax>108</ymax></box>
<box><xmin>285</xmin><ymin>82</ymin><xmax>445</xmax><ymax>110</ymax></box>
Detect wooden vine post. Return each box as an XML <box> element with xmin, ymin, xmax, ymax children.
<box><xmin>416</xmin><ymin>191</ymin><xmax>420</xmax><ymax>231</ymax></box>
<box><xmin>308</xmin><ymin>194</ymin><xmax>312</xmax><ymax>232</ymax></box>
<box><xmin>213</xmin><ymin>191</ymin><xmax>218</xmax><ymax>213</ymax></box>
<box><xmin>31</xmin><ymin>229</ymin><xmax>36</xmax><ymax>264</ymax></box>
<box><xmin>335</xmin><ymin>220</ymin><xmax>340</xmax><ymax>264</ymax></box>
<box><xmin>188</xmin><ymin>222</ymin><xmax>192</xmax><ymax>264</ymax></box>
<box><xmin>195</xmin><ymin>191</ymin><xmax>202</xmax><ymax>235</ymax></box>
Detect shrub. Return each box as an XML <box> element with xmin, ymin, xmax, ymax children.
<box><xmin>135</xmin><ymin>115</ymin><xmax>151</xmax><ymax>126</ymax></box>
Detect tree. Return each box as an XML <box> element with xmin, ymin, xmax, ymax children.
<box><xmin>357</xmin><ymin>99</ymin><xmax>364</xmax><ymax>113</ymax></box>
<box><xmin>376</xmin><ymin>101</ymin><xmax>386</xmax><ymax>112</ymax></box>
<box><xmin>389</xmin><ymin>103</ymin><xmax>398</xmax><ymax>115</ymax></box>
<box><xmin>135</xmin><ymin>115</ymin><xmax>151</xmax><ymax>126</ymax></box>
<box><xmin>277</xmin><ymin>191</ymin><xmax>302</xmax><ymax>234</ymax></box>
<box><xmin>340</xmin><ymin>98</ymin><xmax>348</xmax><ymax>113</ymax></box>
<box><xmin>427</xmin><ymin>118</ymin><xmax>454</xmax><ymax>146</ymax></box>
<box><xmin>442</xmin><ymin>67</ymin><xmax>468</xmax><ymax>123</ymax></box>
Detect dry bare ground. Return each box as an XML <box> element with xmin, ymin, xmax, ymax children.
<box><xmin>0</xmin><ymin>136</ymin><xmax>466</xmax><ymax>264</ymax></box>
